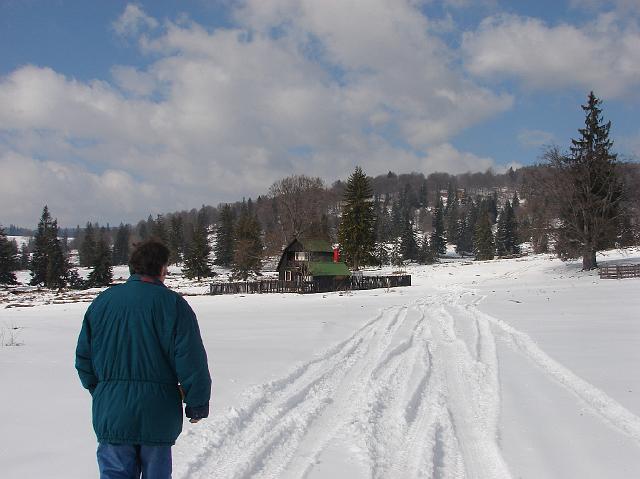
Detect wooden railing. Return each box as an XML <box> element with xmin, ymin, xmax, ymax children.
<box><xmin>599</xmin><ymin>264</ymin><xmax>640</xmax><ymax>279</ymax></box>
<box><xmin>210</xmin><ymin>275</ymin><xmax>411</xmax><ymax>295</ymax></box>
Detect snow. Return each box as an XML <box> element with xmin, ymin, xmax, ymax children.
<box><xmin>1</xmin><ymin>250</ymin><xmax>640</xmax><ymax>478</ymax></box>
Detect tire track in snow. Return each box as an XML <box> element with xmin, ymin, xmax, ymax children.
<box><xmin>175</xmin><ymin>305</ymin><xmax>410</xmax><ymax>478</ymax></box>
<box><xmin>176</xmin><ymin>293</ymin><xmax>517</xmax><ymax>479</ymax></box>
<box><xmin>458</xmin><ymin>300</ymin><xmax>640</xmax><ymax>447</ymax></box>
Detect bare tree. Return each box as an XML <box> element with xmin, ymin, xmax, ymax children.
<box><xmin>268</xmin><ymin>175</ymin><xmax>329</xmax><ymax>243</ymax></box>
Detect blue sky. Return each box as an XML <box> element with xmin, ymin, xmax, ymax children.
<box><xmin>1</xmin><ymin>0</ymin><xmax>639</xmax><ymax>227</ymax></box>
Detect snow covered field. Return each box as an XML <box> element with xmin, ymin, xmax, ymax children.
<box><xmin>1</xmin><ymin>250</ymin><xmax>640</xmax><ymax>478</ymax></box>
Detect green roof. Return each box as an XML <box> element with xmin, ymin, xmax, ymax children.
<box><xmin>302</xmin><ymin>240</ymin><xmax>334</xmax><ymax>253</ymax></box>
<box><xmin>307</xmin><ymin>261</ymin><xmax>351</xmax><ymax>277</ymax></box>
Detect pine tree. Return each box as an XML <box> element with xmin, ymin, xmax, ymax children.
<box><xmin>512</xmin><ymin>191</ymin><xmax>520</xmax><ymax>209</ymax></box>
<box><xmin>399</xmin><ymin>209</ymin><xmax>418</xmax><ymax>262</ymax></box>
<box><xmin>152</xmin><ymin>215</ymin><xmax>168</xmax><ymax>244</ymax></box>
<box><xmin>79</xmin><ymin>222</ymin><xmax>96</xmax><ymax>267</ymax></box>
<box><xmin>87</xmin><ymin>228</ymin><xmax>113</xmax><ymax>287</ymax></box>
<box><xmin>417</xmin><ymin>235</ymin><xmax>437</xmax><ymax>265</ymax></box>
<box><xmin>167</xmin><ymin>216</ymin><xmax>185</xmax><ymax>265</ymax></box>
<box><xmin>213</xmin><ymin>204</ymin><xmax>235</xmax><ymax>267</ymax></box>
<box><xmin>474</xmin><ymin>211</ymin><xmax>495</xmax><ymax>261</ymax></box>
<box><xmin>232</xmin><ymin>203</ymin><xmax>264</xmax><ymax>280</ymax></box>
<box><xmin>445</xmin><ymin>181</ymin><xmax>456</xmax><ymax>214</ymax></box>
<box><xmin>456</xmin><ymin>201</ymin><xmax>478</xmax><ymax>257</ymax></box>
<box><xmin>419</xmin><ymin>179</ymin><xmax>429</xmax><ymax>208</ymax></box>
<box><xmin>431</xmin><ymin>197</ymin><xmax>447</xmax><ymax>256</ymax></box>
<box><xmin>495</xmin><ymin>201</ymin><xmax>520</xmax><ymax>256</ymax></box>
<box><xmin>548</xmin><ymin>92</ymin><xmax>625</xmax><ymax>270</ymax></box>
<box><xmin>182</xmin><ymin>208</ymin><xmax>212</xmax><ymax>280</ymax></box>
<box><xmin>0</xmin><ymin>226</ymin><xmax>19</xmax><ymax>285</ymax></box>
<box><xmin>112</xmin><ymin>223</ymin><xmax>131</xmax><ymax>265</ymax></box>
<box><xmin>19</xmin><ymin>243</ymin><xmax>30</xmax><ymax>269</ymax></box>
<box><xmin>446</xmin><ymin>199</ymin><xmax>459</xmax><ymax>246</ymax></box>
<box><xmin>30</xmin><ymin>206</ymin><xmax>68</xmax><ymax>288</ymax></box>
<box><xmin>337</xmin><ymin>167</ymin><xmax>376</xmax><ymax>270</ymax></box>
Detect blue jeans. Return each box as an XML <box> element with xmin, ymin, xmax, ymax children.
<box><xmin>97</xmin><ymin>443</ymin><xmax>172</xmax><ymax>479</ymax></box>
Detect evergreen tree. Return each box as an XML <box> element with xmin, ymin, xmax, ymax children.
<box><xmin>488</xmin><ymin>191</ymin><xmax>499</xmax><ymax>223</ymax></box>
<box><xmin>495</xmin><ymin>201</ymin><xmax>520</xmax><ymax>256</ymax></box>
<box><xmin>417</xmin><ymin>235</ymin><xmax>437</xmax><ymax>265</ymax></box>
<box><xmin>79</xmin><ymin>222</ymin><xmax>96</xmax><ymax>267</ymax></box>
<box><xmin>152</xmin><ymin>214</ymin><xmax>168</xmax><ymax>244</ymax></box>
<box><xmin>0</xmin><ymin>226</ymin><xmax>19</xmax><ymax>285</ymax></box>
<box><xmin>87</xmin><ymin>228</ymin><xmax>113</xmax><ymax>287</ymax></box>
<box><xmin>232</xmin><ymin>203</ymin><xmax>264</xmax><ymax>280</ymax></box>
<box><xmin>30</xmin><ymin>206</ymin><xmax>68</xmax><ymax>288</ymax></box>
<box><xmin>419</xmin><ymin>179</ymin><xmax>429</xmax><ymax>208</ymax></box>
<box><xmin>474</xmin><ymin>211</ymin><xmax>495</xmax><ymax>261</ymax></box>
<box><xmin>112</xmin><ymin>223</ymin><xmax>131</xmax><ymax>265</ymax></box>
<box><xmin>548</xmin><ymin>92</ymin><xmax>625</xmax><ymax>270</ymax></box>
<box><xmin>399</xmin><ymin>209</ymin><xmax>418</xmax><ymax>262</ymax></box>
<box><xmin>167</xmin><ymin>216</ymin><xmax>185</xmax><ymax>265</ymax></box>
<box><xmin>19</xmin><ymin>243</ymin><xmax>30</xmax><ymax>269</ymax></box>
<box><xmin>182</xmin><ymin>208</ymin><xmax>212</xmax><ymax>280</ymax></box>
<box><xmin>446</xmin><ymin>199</ymin><xmax>460</xmax><ymax>246</ymax></box>
<box><xmin>390</xmin><ymin>198</ymin><xmax>403</xmax><ymax>238</ymax></box>
<box><xmin>445</xmin><ymin>181</ymin><xmax>456</xmax><ymax>214</ymax></box>
<box><xmin>213</xmin><ymin>204</ymin><xmax>235</xmax><ymax>267</ymax></box>
<box><xmin>431</xmin><ymin>197</ymin><xmax>447</xmax><ymax>256</ymax></box>
<box><xmin>512</xmin><ymin>191</ymin><xmax>520</xmax><ymax>209</ymax></box>
<box><xmin>456</xmin><ymin>202</ymin><xmax>478</xmax><ymax>257</ymax></box>
<box><xmin>337</xmin><ymin>167</ymin><xmax>376</xmax><ymax>270</ymax></box>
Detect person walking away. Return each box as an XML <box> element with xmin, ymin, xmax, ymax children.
<box><xmin>75</xmin><ymin>239</ymin><xmax>211</xmax><ymax>478</ymax></box>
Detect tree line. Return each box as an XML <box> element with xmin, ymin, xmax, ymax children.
<box><xmin>1</xmin><ymin>91</ymin><xmax>638</xmax><ymax>288</ymax></box>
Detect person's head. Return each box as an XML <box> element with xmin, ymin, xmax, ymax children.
<box><xmin>129</xmin><ymin>238</ymin><xmax>170</xmax><ymax>279</ymax></box>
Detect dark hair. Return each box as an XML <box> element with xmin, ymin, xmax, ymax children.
<box><xmin>129</xmin><ymin>238</ymin><xmax>170</xmax><ymax>276</ymax></box>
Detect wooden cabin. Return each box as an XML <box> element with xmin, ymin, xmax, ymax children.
<box><xmin>276</xmin><ymin>238</ymin><xmax>351</xmax><ymax>291</ymax></box>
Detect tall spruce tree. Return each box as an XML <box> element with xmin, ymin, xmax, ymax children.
<box><xmin>167</xmin><ymin>216</ymin><xmax>185</xmax><ymax>265</ymax></box>
<box><xmin>213</xmin><ymin>204</ymin><xmax>235</xmax><ymax>267</ymax></box>
<box><xmin>548</xmin><ymin>92</ymin><xmax>624</xmax><ymax>270</ymax></box>
<box><xmin>19</xmin><ymin>243</ymin><xmax>30</xmax><ymax>269</ymax></box>
<box><xmin>88</xmin><ymin>228</ymin><xmax>113</xmax><ymax>287</ymax></box>
<box><xmin>456</xmin><ymin>201</ymin><xmax>478</xmax><ymax>257</ymax></box>
<box><xmin>399</xmin><ymin>209</ymin><xmax>418</xmax><ymax>262</ymax></box>
<box><xmin>417</xmin><ymin>234</ymin><xmax>437</xmax><ymax>265</ymax></box>
<box><xmin>231</xmin><ymin>202</ymin><xmax>264</xmax><ymax>280</ymax></box>
<box><xmin>431</xmin><ymin>196</ymin><xmax>447</xmax><ymax>256</ymax></box>
<box><xmin>182</xmin><ymin>208</ymin><xmax>212</xmax><ymax>280</ymax></box>
<box><xmin>79</xmin><ymin>222</ymin><xmax>96</xmax><ymax>267</ymax></box>
<box><xmin>495</xmin><ymin>201</ymin><xmax>520</xmax><ymax>256</ymax></box>
<box><xmin>0</xmin><ymin>226</ymin><xmax>19</xmax><ymax>285</ymax></box>
<box><xmin>29</xmin><ymin>206</ymin><xmax>68</xmax><ymax>288</ymax></box>
<box><xmin>474</xmin><ymin>211</ymin><xmax>495</xmax><ymax>261</ymax></box>
<box><xmin>337</xmin><ymin>167</ymin><xmax>376</xmax><ymax>270</ymax></box>
<box><xmin>112</xmin><ymin>223</ymin><xmax>131</xmax><ymax>265</ymax></box>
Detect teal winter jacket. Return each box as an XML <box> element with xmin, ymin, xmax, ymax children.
<box><xmin>75</xmin><ymin>275</ymin><xmax>211</xmax><ymax>446</ymax></box>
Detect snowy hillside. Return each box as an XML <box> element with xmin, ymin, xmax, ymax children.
<box><xmin>1</xmin><ymin>250</ymin><xmax>640</xmax><ymax>478</ymax></box>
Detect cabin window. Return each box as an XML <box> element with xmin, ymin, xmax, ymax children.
<box><xmin>285</xmin><ymin>270</ymin><xmax>292</xmax><ymax>281</ymax></box>
<box><xmin>294</xmin><ymin>252</ymin><xmax>308</xmax><ymax>261</ymax></box>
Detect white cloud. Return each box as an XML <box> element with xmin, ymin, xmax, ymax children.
<box><xmin>517</xmin><ymin>129</ymin><xmax>555</xmax><ymax>148</ymax></box>
<box><xmin>420</xmin><ymin>143</ymin><xmax>495</xmax><ymax>174</ymax></box>
<box><xmin>0</xmin><ymin>151</ymin><xmax>162</xmax><ymax>226</ymax></box>
<box><xmin>0</xmin><ymin>1</ymin><xmax>511</xmax><ymax>225</ymax></box>
<box><xmin>462</xmin><ymin>13</ymin><xmax>640</xmax><ymax>98</ymax></box>
<box><xmin>112</xmin><ymin>3</ymin><xmax>158</xmax><ymax>38</ymax></box>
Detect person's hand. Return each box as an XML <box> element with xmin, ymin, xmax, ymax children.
<box><xmin>189</xmin><ymin>418</ymin><xmax>201</xmax><ymax>424</ymax></box>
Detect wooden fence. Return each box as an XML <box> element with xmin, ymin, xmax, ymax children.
<box><xmin>210</xmin><ymin>275</ymin><xmax>411</xmax><ymax>295</ymax></box>
<box><xmin>599</xmin><ymin>264</ymin><xmax>640</xmax><ymax>279</ymax></box>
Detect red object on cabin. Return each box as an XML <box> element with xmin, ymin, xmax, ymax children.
<box><xmin>333</xmin><ymin>248</ymin><xmax>339</xmax><ymax>262</ymax></box>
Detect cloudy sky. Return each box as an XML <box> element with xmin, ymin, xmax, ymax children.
<box><xmin>1</xmin><ymin>0</ymin><xmax>639</xmax><ymax>227</ymax></box>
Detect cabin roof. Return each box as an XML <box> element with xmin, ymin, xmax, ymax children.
<box><xmin>307</xmin><ymin>261</ymin><xmax>351</xmax><ymax>277</ymax></box>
